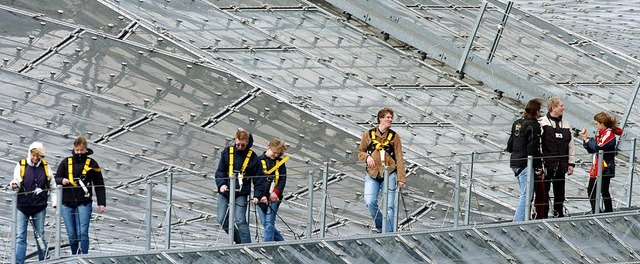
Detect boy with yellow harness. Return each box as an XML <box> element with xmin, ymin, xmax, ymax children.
<box><xmin>252</xmin><ymin>139</ymin><xmax>289</xmax><ymax>242</ymax></box>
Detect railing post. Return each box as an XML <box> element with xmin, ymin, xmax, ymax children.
<box><xmin>165</xmin><ymin>172</ymin><xmax>173</xmax><ymax>249</ymax></box>
<box><xmin>464</xmin><ymin>152</ymin><xmax>474</xmax><ymax>225</ymax></box>
<box><xmin>11</xmin><ymin>191</ymin><xmax>17</xmax><ymax>264</ymax></box>
<box><xmin>525</xmin><ymin>156</ymin><xmax>534</xmax><ymax>221</ymax></box>
<box><xmin>595</xmin><ymin>150</ymin><xmax>604</xmax><ymax>214</ymax></box>
<box><xmin>628</xmin><ymin>138</ymin><xmax>636</xmax><ymax>207</ymax></box>
<box><xmin>320</xmin><ymin>162</ymin><xmax>328</xmax><ymax>238</ymax></box>
<box><xmin>146</xmin><ymin>180</ymin><xmax>153</xmax><ymax>250</ymax></box>
<box><xmin>306</xmin><ymin>170</ymin><xmax>314</xmax><ymax>239</ymax></box>
<box><xmin>228</xmin><ymin>172</ymin><xmax>236</xmax><ymax>245</ymax></box>
<box><xmin>394</xmin><ymin>178</ymin><xmax>400</xmax><ymax>232</ymax></box>
<box><xmin>381</xmin><ymin>166</ymin><xmax>390</xmax><ymax>233</ymax></box>
<box><xmin>454</xmin><ymin>162</ymin><xmax>462</xmax><ymax>227</ymax></box>
<box><xmin>54</xmin><ymin>185</ymin><xmax>62</xmax><ymax>258</ymax></box>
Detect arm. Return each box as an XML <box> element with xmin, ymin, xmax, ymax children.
<box><xmin>526</xmin><ymin>123</ymin><xmax>543</xmax><ymax>169</ymax></box>
<box><xmin>47</xmin><ymin>163</ymin><xmax>58</xmax><ymax>207</ymax></box>
<box><xmin>214</xmin><ymin>148</ymin><xmax>230</xmax><ymax>193</ymax></box>
<box><xmin>55</xmin><ymin>159</ymin><xmax>68</xmax><ymax>186</ymax></box>
<box><xmin>272</xmin><ymin>164</ymin><xmax>287</xmax><ymax>201</ymax></box>
<box><xmin>10</xmin><ymin>162</ymin><xmax>21</xmax><ymax>190</ymax></box>
<box><xmin>393</xmin><ymin>134</ymin><xmax>406</xmax><ymax>187</ymax></box>
<box><xmin>506</xmin><ymin>122</ymin><xmax>516</xmax><ymax>153</ymax></box>
<box><xmin>90</xmin><ymin>160</ymin><xmax>107</xmax><ymax>212</ymax></box>
<box><xmin>357</xmin><ymin>130</ymin><xmax>371</xmax><ymax>161</ymax></box>
<box><xmin>567</xmin><ymin>123</ymin><xmax>576</xmax><ymax>167</ymax></box>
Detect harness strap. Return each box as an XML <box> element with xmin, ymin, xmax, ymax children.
<box><xmin>20</xmin><ymin>159</ymin><xmax>50</xmax><ymax>180</ymax></box>
<box><xmin>69</xmin><ymin>158</ymin><xmax>95</xmax><ymax>187</ymax></box>
<box><xmin>229</xmin><ymin>146</ymin><xmax>253</xmax><ymax>185</ymax></box>
<box><xmin>261</xmin><ymin>155</ymin><xmax>289</xmax><ymax>196</ymax></box>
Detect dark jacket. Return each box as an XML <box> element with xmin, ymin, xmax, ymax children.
<box><xmin>584</xmin><ymin>128</ymin><xmax>622</xmax><ymax>178</ymax></box>
<box><xmin>507</xmin><ymin>117</ymin><xmax>543</xmax><ymax>175</ymax></box>
<box><xmin>55</xmin><ymin>148</ymin><xmax>106</xmax><ymax>207</ymax></box>
<box><xmin>214</xmin><ymin>134</ymin><xmax>260</xmax><ymax>197</ymax></box>
<box><xmin>254</xmin><ymin>153</ymin><xmax>287</xmax><ymax>200</ymax></box>
<box><xmin>539</xmin><ymin>114</ymin><xmax>575</xmax><ymax>170</ymax></box>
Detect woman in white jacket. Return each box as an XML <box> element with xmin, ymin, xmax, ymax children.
<box><xmin>10</xmin><ymin>142</ymin><xmax>57</xmax><ymax>263</ymax></box>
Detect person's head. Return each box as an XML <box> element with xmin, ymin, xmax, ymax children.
<box><xmin>73</xmin><ymin>136</ymin><xmax>88</xmax><ymax>154</ymax></box>
<box><xmin>266</xmin><ymin>139</ymin><xmax>287</xmax><ymax>159</ymax></box>
<box><xmin>524</xmin><ymin>98</ymin><xmax>543</xmax><ymax>119</ymax></box>
<box><xmin>593</xmin><ymin>112</ymin><xmax>618</xmax><ymax>130</ymax></box>
<box><xmin>547</xmin><ymin>97</ymin><xmax>564</xmax><ymax>117</ymax></box>
<box><xmin>377</xmin><ymin>107</ymin><xmax>394</xmax><ymax>131</ymax></box>
<box><xmin>235</xmin><ymin>129</ymin><xmax>250</xmax><ymax>150</ymax></box>
<box><xmin>29</xmin><ymin>142</ymin><xmax>45</xmax><ymax>164</ymax></box>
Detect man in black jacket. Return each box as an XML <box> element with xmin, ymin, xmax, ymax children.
<box><xmin>507</xmin><ymin>98</ymin><xmax>544</xmax><ymax>221</ymax></box>
<box><xmin>215</xmin><ymin>129</ymin><xmax>260</xmax><ymax>244</ymax></box>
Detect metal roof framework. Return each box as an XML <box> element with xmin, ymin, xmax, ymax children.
<box><xmin>0</xmin><ymin>0</ymin><xmax>639</xmax><ymax>262</ymax></box>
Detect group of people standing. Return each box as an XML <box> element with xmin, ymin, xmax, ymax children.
<box><xmin>10</xmin><ymin>136</ymin><xmax>105</xmax><ymax>263</ymax></box>
<box><xmin>507</xmin><ymin>97</ymin><xmax>621</xmax><ymax>221</ymax></box>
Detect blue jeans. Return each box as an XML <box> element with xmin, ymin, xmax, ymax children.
<box><xmin>513</xmin><ymin>167</ymin><xmax>528</xmax><ymax>221</ymax></box>
<box><xmin>364</xmin><ymin>172</ymin><xmax>397</xmax><ymax>233</ymax></box>
<box><xmin>257</xmin><ymin>201</ymin><xmax>284</xmax><ymax>242</ymax></box>
<box><xmin>217</xmin><ymin>194</ymin><xmax>251</xmax><ymax>244</ymax></box>
<box><xmin>16</xmin><ymin>209</ymin><xmax>48</xmax><ymax>263</ymax></box>
<box><xmin>61</xmin><ymin>203</ymin><xmax>92</xmax><ymax>254</ymax></box>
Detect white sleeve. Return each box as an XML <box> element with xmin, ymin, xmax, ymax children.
<box><xmin>10</xmin><ymin>163</ymin><xmax>21</xmax><ymax>188</ymax></box>
<box><xmin>47</xmin><ymin>164</ymin><xmax>58</xmax><ymax>207</ymax></box>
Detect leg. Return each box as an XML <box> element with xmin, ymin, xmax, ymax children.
<box><xmin>234</xmin><ymin>195</ymin><xmax>251</xmax><ymax>244</ymax></box>
<box><xmin>532</xmin><ymin>173</ymin><xmax>547</xmax><ymax>219</ymax></box>
<box><xmin>552</xmin><ymin>170</ymin><xmax>566</xmax><ymax>217</ymax></box>
<box><xmin>385</xmin><ymin>172</ymin><xmax>398</xmax><ymax>232</ymax></box>
<box><xmin>31</xmin><ymin>209</ymin><xmax>48</xmax><ymax>260</ymax></box>
<box><xmin>513</xmin><ymin>169</ymin><xmax>528</xmax><ymax>221</ymax></box>
<box><xmin>587</xmin><ymin>178</ymin><xmax>597</xmax><ymax>213</ymax></box>
<box><xmin>601</xmin><ymin>177</ymin><xmax>613</xmax><ymax>212</ymax></box>
<box><xmin>61</xmin><ymin>204</ymin><xmax>79</xmax><ymax>254</ymax></box>
<box><xmin>363</xmin><ymin>173</ymin><xmax>382</xmax><ymax>232</ymax></box>
<box><xmin>76</xmin><ymin>203</ymin><xmax>93</xmax><ymax>254</ymax></box>
<box><xmin>15</xmin><ymin>210</ymin><xmax>28</xmax><ymax>264</ymax></box>
<box><xmin>261</xmin><ymin>202</ymin><xmax>279</xmax><ymax>242</ymax></box>
<box><xmin>270</xmin><ymin>202</ymin><xmax>284</xmax><ymax>241</ymax></box>
<box><xmin>217</xmin><ymin>194</ymin><xmax>241</xmax><ymax>244</ymax></box>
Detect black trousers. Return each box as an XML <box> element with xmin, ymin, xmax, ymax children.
<box><xmin>587</xmin><ymin>176</ymin><xmax>613</xmax><ymax>213</ymax></box>
<box><xmin>543</xmin><ymin>168</ymin><xmax>566</xmax><ymax>218</ymax></box>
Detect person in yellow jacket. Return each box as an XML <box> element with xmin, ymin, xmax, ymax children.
<box><xmin>357</xmin><ymin>107</ymin><xmax>406</xmax><ymax>233</ymax></box>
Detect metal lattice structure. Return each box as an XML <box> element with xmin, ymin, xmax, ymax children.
<box><xmin>1</xmin><ymin>0</ymin><xmax>639</xmax><ymax>263</ymax></box>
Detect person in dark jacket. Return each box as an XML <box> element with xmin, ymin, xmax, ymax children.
<box><xmin>55</xmin><ymin>136</ymin><xmax>106</xmax><ymax>255</ymax></box>
<box><xmin>215</xmin><ymin>129</ymin><xmax>260</xmax><ymax>244</ymax></box>
<box><xmin>506</xmin><ymin>98</ymin><xmax>544</xmax><ymax>221</ymax></box>
<box><xmin>580</xmin><ymin>112</ymin><xmax>622</xmax><ymax>213</ymax></box>
<box><xmin>10</xmin><ymin>142</ymin><xmax>57</xmax><ymax>263</ymax></box>
<box><xmin>253</xmin><ymin>139</ymin><xmax>288</xmax><ymax>242</ymax></box>
<box><xmin>538</xmin><ymin>97</ymin><xmax>575</xmax><ymax>218</ymax></box>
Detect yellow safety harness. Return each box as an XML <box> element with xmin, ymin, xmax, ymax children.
<box><xmin>68</xmin><ymin>158</ymin><xmax>101</xmax><ymax>187</ymax></box>
<box><xmin>20</xmin><ymin>159</ymin><xmax>50</xmax><ymax>181</ymax></box>
<box><xmin>368</xmin><ymin>129</ymin><xmax>395</xmax><ymax>163</ymax></box>
<box><xmin>370</xmin><ymin>130</ymin><xmax>394</xmax><ymax>151</ymax></box>
<box><xmin>228</xmin><ymin>146</ymin><xmax>253</xmax><ymax>185</ymax></box>
<box><xmin>261</xmin><ymin>155</ymin><xmax>289</xmax><ymax>187</ymax></box>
